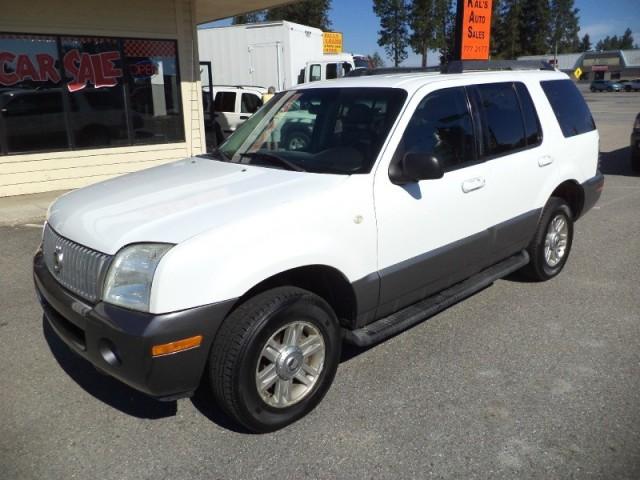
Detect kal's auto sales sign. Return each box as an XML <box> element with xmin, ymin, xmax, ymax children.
<box><xmin>0</xmin><ymin>49</ymin><xmax>123</xmax><ymax>92</ymax></box>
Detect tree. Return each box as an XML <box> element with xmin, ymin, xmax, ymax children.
<box><xmin>548</xmin><ymin>0</ymin><xmax>580</xmax><ymax>53</ymax></box>
<box><xmin>369</xmin><ymin>52</ymin><xmax>385</xmax><ymax>68</ymax></box>
<box><xmin>408</xmin><ymin>0</ymin><xmax>450</xmax><ymax>67</ymax></box>
<box><xmin>232</xmin><ymin>11</ymin><xmax>264</xmax><ymax>24</ymax></box>
<box><xmin>620</xmin><ymin>28</ymin><xmax>634</xmax><ymax>49</ymax></box>
<box><xmin>579</xmin><ymin>33</ymin><xmax>591</xmax><ymax>52</ymax></box>
<box><xmin>595</xmin><ymin>29</ymin><xmax>635</xmax><ymax>51</ymax></box>
<box><xmin>265</xmin><ymin>0</ymin><xmax>332</xmax><ymax>30</ymax></box>
<box><xmin>519</xmin><ymin>0</ymin><xmax>550</xmax><ymax>55</ymax></box>
<box><xmin>373</xmin><ymin>0</ymin><xmax>410</xmax><ymax>67</ymax></box>
<box><xmin>493</xmin><ymin>0</ymin><xmax>524</xmax><ymax>59</ymax></box>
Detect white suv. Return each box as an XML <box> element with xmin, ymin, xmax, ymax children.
<box><xmin>203</xmin><ymin>85</ymin><xmax>266</xmax><ymax>141</ymax></box>
<box><xmin>35</xmin><ymin>65</ymin><xmax>604</xmax><ymax>432</ymax></box>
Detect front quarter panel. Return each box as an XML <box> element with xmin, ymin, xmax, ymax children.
<box><xmin>149</xmin><ymin>175</ymin><xmax>377</xmax><ymax>314</ymax></box>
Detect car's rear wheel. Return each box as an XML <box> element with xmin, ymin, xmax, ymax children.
<box><xmin>208</xmin><ymin>287</ymin><xmax>341</xmax><ymax>433</ymax></box>
<box><xmin>284</xmin><ymin>131</ymin><xmax>311</xmax><ymax>151</ymax></box>
<box><xmin>521</xmin><ymin>197</ymin><xmax>574</xmax><ymax>281</ymax></box>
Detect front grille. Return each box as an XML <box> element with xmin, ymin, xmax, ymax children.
<box><xmin>42</xmin><ymin>224</ymin><xmax>112</xmax><ymax>303</ymax></box>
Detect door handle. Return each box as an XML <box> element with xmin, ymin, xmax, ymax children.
<box><xmin>538</xmin><ymin>155</ymin><xmax>554</xmax><ymax>167</ymax></box>
<box><xmin>240</xmin><ymin>115</ymin><xmax>250</xmax><ymax>120</ymax></box>
<box><xmin>461</xmin><ymin>177</ymin><xmax>485</xmax><ymax>193</ymax></box>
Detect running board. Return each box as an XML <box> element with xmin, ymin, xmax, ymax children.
<box><xmin>343</xmin><ymin>250</ymin><xmax>530</xmax><ymax>347</ymax></box>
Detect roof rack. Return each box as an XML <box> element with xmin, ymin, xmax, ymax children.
<box><xmin>203</xmin><ymin>85</ymin><xmax>267</xmax><ymax>90</ymax></box>
<box><xmin>346</xmin><ymin>66</ymin><xmax>440</xmax><ymax>77</ymax></box>
<box><xmin>344</xmin><ymin>60</ymin><xmax>554</xmax><ymax>79</ymax></box>
<box><xmin>443</xmin><ymin>60</ymin><xmax>555</xmax><ymax>73</ymax></box>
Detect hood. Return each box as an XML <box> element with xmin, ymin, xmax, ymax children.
<box><xmin>48</xmin><ymin>157</ymin><xmax>347</xmax><ymax>254</ymax></box>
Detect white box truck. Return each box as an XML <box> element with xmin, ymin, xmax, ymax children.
<box><xmin>198</xmin><ymin>21</ymin><xmax>355</xmax><ymax>91</ymax></box>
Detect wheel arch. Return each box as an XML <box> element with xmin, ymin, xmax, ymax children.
<box><xmin>230</xmin><ymin>264</ymin><xmax>359</xmax><ymax>328</ymax></box>
<box><xmin>550</xmin><ymin>180</ymin><xmax>585</xmax><ymax>219</ymax></box>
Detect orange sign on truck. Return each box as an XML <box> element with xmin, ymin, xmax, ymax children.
<box><xmin>323</xmin><ymin>32</ymin><xmax>343</xmax><ymax>55</ymax></box>
<box><xmin>460</xmin><ymin>0</ymin><xmax>493</xmax><ymax>60</ymax></box>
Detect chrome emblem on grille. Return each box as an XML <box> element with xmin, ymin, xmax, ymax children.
<box><xmin>53</xmin><ymin>246</ymin><xmax>64</xmax><ymax>274</ymax></box>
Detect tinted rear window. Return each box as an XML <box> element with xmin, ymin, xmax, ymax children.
<box><xmin>474</xmin><ymin>82</ymin><xmax>527</xmax><ymax>156</ymax></box>
<box><xmin>514</xmin><ymin>83</ymin><xmax>542</xmax><ymax>146</ymax></box>
<box><xmin>214</xmin><ymin>92</ymin><xmax>236</xmax><ymax>113</ymax></box>
<box><xmin>541</xmin><ymin>80</ymin><xmax>595</xmax><ymax>137</ymax></box>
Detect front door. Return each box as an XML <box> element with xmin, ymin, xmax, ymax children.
<box><xmin>374</xmin><ymin>85</ymin><xmax>494</xmax><ymax>318</ymax></box>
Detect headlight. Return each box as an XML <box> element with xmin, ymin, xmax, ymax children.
<box><xmin>103</xmin><ymin>243</ymin><xmax>173</xmax><ymax>312</ymax></box>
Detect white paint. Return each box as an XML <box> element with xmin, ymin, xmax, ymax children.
<box><xmin>46</xmin><ymin>68</ymin><xmax>600</xmax><ymax>314</ymax></box>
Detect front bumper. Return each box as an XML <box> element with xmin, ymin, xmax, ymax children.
<box><xmin>580</xmin><ymin>172</ymin><xmax>605</xmax><ymax>219</ymax></box>
<box><xmin>34</xmin><ymin>251</ymin><xmax>235</xmax><ymax>399</ymax></box>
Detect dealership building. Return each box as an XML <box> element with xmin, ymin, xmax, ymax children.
<box><xmin>519</xmin><ymin>49</ymin><xmax>640</xmax><ymax>80</ymax></box>
<box><xmin>0</xmin><ymin>0</ymin><xmax>287</xmax><ymax>197</ymax></box>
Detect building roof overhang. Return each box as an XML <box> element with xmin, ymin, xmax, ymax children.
<box><xmin>196</xmin><ymin>0</ymin><xmax>295</xmax><ymax>24</ymax></box>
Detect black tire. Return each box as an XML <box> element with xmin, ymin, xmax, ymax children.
<box><xmin>521</xmin><ymin>197</ymin><xmax>574</xmax><ymax>281</ymax></box>
<box><xmin>209</xmin><ymin>287</ymin><xmax>341</xmax><ymax>433</ymax></box>
<box><xmin>284</xmin><ymin>131</ymin><xmax>311</xmax><ymax>151</ymax></box>
<box><xmin>632</xmin><ymin>154</ymin><xmax>640</xmax><ymax>172</ymax></box>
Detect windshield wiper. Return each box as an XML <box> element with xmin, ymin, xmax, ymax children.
<box><xmin>240</xmin><ymin>151</ymin><xmax>307</xmax><ymax>172</ymax></box>
<box><xmin>198</xmin><ymin>148</ymin><xmax>231</xmax><ymax>163</ymax></box>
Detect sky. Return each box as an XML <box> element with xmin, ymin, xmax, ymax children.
<box><xmin>206</xmin><ymin>0</ymin><xmax>640</xmax><ymax>67</ymax></box>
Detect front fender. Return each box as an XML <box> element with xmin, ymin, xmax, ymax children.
<box><xmin>149</xmin><ymin>177</ymin><xmax>377</xmax><ymax>314</ymax></box>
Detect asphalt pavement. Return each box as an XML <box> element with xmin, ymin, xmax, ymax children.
<box><xmin>1</xmin><ymin>88</ymin><xmax>639</xmax><ymax>479</ymax></box>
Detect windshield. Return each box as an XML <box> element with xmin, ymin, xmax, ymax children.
<box><xmin>207</xmin><ymin>87</ymin><xmax>407</xmax><ymax>174</ymax></box>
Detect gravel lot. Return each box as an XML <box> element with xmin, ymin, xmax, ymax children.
<box><xmin>1</xmin><ymin>87</ymin><xmax>639</xmax><ymax>480</ymax></box>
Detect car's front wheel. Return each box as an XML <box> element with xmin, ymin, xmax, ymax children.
<box><xmin>521</xmin><ymin>197</ymin><xmax>574</xmax><ymax>281</ymax></box>
<box><xmin>208</xmin><ymin>287</ymin><xmax>341</xmax><ymax>432</ymax></box>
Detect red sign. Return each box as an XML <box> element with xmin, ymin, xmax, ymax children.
<box><xmin>0</xmin><ymin>50</ymin><xmax>123</xmax><ymax>92</ymax></box>
<box><xmin>592</xmin><ymin>65</ymin><xmax>608</xmax><ymax>72</ymax></box>
<box><xmin>460</xmin><ymin>0</ymin><xmax>493</xmax><ymax>60</ymax></box>
<box><xmin>0</xmin><ymin>52</ymin><xmax>60</xmax><ymax>85</ymax></box>
<box><xmin>63</xmin><ymin>50</ymin><xmax>122</xmax><ymax>92</ymax></box>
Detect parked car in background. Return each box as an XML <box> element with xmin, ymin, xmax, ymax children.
<box><xmin>590</xmin><ymin>80</ymin><xmax>623</xmax><ymax>92</ymax></box>
<box><xmin>629</xmin><ymin>79</ymin><xmax>640</xmax><ymax>92</ymax></box>
<box><xmin>632</xmin><ymin>113</ymin><xmax>640</xmax><ymax>171</ymax></box>
<box><xmin>203</xmin><ymin>85</ymin><xmax>265</xmax><ymax>140</ymax></box>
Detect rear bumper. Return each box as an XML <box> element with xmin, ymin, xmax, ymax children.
<box><xmin>580</xmin><ymin>172</ymin><xmax>604</xmax><ymax>219</ymax></box>
<box><xmin>34</xmin><ymin>251</ymin><xmax>235</xmax><ymax>399</ymax></box>
<box><xmin>631</xmin><ymin>132</ymin><xmax>640</xmax><ymax>156</ymax></box>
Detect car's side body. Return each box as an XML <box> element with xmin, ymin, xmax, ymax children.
<box><xmin>35</xmin><ymin>68</ymin><xmax>603</xmax><ymax>409</ymax></box>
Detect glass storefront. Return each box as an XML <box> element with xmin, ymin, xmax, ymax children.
<box><xmin>0</xmin><ymin>33</ymin><xmax>184</xmax><ymax>155</ymax></box>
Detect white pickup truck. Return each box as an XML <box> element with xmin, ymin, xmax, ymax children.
<box><xmin>35</xmin><ymin>64</ymin><xmax>603</xmax><ymax>432</ymax></box>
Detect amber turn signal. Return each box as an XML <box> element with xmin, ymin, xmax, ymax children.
<box><xmin>152</xmin><ymin>335</ymin><xmax>203</xmax><ymax>357</ymax></box>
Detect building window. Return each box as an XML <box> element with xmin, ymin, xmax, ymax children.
<box><xmin>0</xmin><ymin>33</ymin><xmax>183</xmax><ymax>156</ymax></box>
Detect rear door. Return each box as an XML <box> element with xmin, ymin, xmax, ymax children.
<box><xmin>467</xmin><ymin>81</ymin><xmax>546</xmax><ymax>261</ymax></box>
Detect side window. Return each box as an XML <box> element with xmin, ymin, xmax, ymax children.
<box><xmin>241</xmin><ymin>93</ymin><xmax>262</xmax><ymax>114</ymax></box>
<box><xmin>540</xmin><ymin>79</ymin><xmax>595</xmax><ymax>138</ymax></box>
<box><xmin>326</xmin><ymin>63</ymin><xmax>338</xmax><ymax>80</ymax></box>
<box><xmin>214</xmin><ymin>92</ymin><xmax>236</xmax><ymax>113</ymax></box>
<box><xmin>309</xmin><ymin>64</ymin><xmax>321</xmax><ymax>82</ymax></box>
<box><xmin>474</xmin><ymin>82</ymin><xmax>526</xmax><ymax>156</ymax></box>
<box><xmin>514</xmin><ymin>83</ymin><xmax>543</xmax><ymax>146</ymax></box>
<box><xmin>401</xmin><ymin>87</ymin><xmax>476</xmax><ymax>171</ymax></box>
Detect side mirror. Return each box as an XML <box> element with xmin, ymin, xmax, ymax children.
<box><xmin>389</xmin><ymin>152</ymin><xmax>444</xmax><ymax>185</ymax></box>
